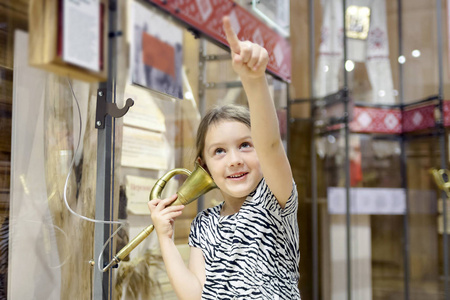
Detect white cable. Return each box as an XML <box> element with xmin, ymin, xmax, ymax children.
<box><xmin>65</xmin><ymin>78</ymin><xmax>126</xmax><ymax>272</ymax></box>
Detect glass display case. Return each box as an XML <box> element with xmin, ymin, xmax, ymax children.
<box><xmin>2</xmin><ymin>0</ymin><xmax>449</xmax><ymax>299</ymax></box>
<box><xmin>288</xmin><ymin>0</ymin><xmax>450</xmax><ymax>299</ymax></box>
<box><xmin>1</xmin><ymin>0</ymin><xmax>289</xmax><ymax>299</ymax></box>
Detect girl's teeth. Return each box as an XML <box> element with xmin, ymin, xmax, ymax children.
<box><xmin>230</xmin><ymin>173</ymin><xmax>245</xmax><ymax>178</ymax></box>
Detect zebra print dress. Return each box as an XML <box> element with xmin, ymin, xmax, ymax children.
<box><xmin>189</xmin><ymin>178</ymin><xmax>300</xmax><ymax>299</ymax></box>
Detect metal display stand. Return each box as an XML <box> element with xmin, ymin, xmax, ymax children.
<box><xmin>92</xmin><ymin>0</ymin><xmax>134</xmax><ymax>298</ymax></box>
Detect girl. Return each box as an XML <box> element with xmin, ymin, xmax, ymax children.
<box><xmin>148</xmin><ymin>16</ymin><xmax>300</xmax><ymax>299</ymax></box>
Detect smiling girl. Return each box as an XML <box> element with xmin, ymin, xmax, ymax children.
<box><xmin>148</xmin><ymin>16</ymin><xmax>300</xmax><ymax>300</ymax></box>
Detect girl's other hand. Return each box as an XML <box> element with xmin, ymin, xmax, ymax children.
<box><xmin>148</xmin><ymin>194</ymin><xmax>185</xmax><ymax>240</ymax></box>
<box><xmin>223</xmin><ymin>16</ymin><xmax>269</xmax><ymax>80</ymax></box>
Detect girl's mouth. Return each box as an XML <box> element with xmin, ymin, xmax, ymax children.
<box><xmin>227</xmin><ymin>172</ymin><xmax>248</xmax><ymax>179</ymax></box>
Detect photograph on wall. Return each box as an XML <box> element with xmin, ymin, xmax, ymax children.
<box><xmin>130</xmin><ymin>1</ymin><xmax>183</xmax><ymax>99</ymax></box>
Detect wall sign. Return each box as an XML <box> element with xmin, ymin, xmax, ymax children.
<box><xmin>328</xmin><ymin>187</ymin><xmax>406</xmax><ymax>215</ymax></box>
<box><xmin>62</xmin><ymin>0</ymin><xmax>101</xmax><ymax>72</ymax></box>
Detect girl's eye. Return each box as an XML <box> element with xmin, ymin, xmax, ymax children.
<box><xmin>214</xmin><ymin>148</ymin><xmax>225</xmax><ymax>155</ymax></box>
<box><xmin>240</xmin><ymin>142</ymin><xmax>252</xmax><ymax>149</ymax></box>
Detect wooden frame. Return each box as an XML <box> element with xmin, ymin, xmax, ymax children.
<box><xmin>28</xmin><ymin>0</ymin><xmax>107</xmax><ymax>82</ymax></box>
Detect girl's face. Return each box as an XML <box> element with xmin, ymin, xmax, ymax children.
<box><xmin>202</xmin><ymin>120</ymin><xmax>263</xmax><ymax>202</ymax></box>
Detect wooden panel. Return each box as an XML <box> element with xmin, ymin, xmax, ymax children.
<box><xmin>28</xmin><ymin>0</ymin><xmax>59</xmax><ymax>66</ymax></box>
<box><xmin>289</xmin><ymin>0</ymin><xmax>321</xmax><ymax>118</ymax></box>
<box><xmin>0</xmin><ymin>68</ymin><xmax>13</xmax><ymax>105</ymax></box>
<box><xmin>0</xmin><ymin>5</ymin><xmax>28</xmax><ymax>69</ymax></box>
<box><xmin>0</xmin><ymin>191</ymin><xmax>9</xmax><ymax>213</ymax></box>
<box><xmin>0</xmin><ymin>2</ymin><xmax>16</xmax><ymax>228</ymax></box>
<box><xmin>0</xmin><ymin>114</ymin><xmax>11</xmax><ymax>156</ymax></box>
<box><xmin>28</xmin><ymin>0</ymin><xmax>107</xmax><ymax>82</ymax></box>
<box><xmin>289</xmin><ymin>119</ymin><xmax>313</xmax><ymax>299</ymax></box>
<box><xmin>0</xmin><ymin>67</ymin><xmax>12</xmax><ymax>160</ymax></box>
<box><xmin>0</xmin><ymin>0</ymin><xmax>29</xmax><ymax>13</ymax></box>
<box><xmin>174</xmin><ymin>218</ymin><xmax>192</xmax><ymax>241</ymax></box>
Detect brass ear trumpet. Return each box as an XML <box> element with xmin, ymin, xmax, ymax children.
<box><xmin>430</xmin><ymin>168</ymin><xmax>450</xmax><ymax>198</ymax></box>
<box><xmin>103</xmin><ymin>163</ymin><xmax>217</xmax><ymax>271</ymax></box>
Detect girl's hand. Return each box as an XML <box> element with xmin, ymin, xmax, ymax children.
<box><xmin>148</xmin><ymin>194</ymin><xmax>185</xmax><ymax>240</ymax></box>
<box><xmin>223</xmin><ymin>16</ymin><xmax>269</xmax><ymax>80</ymax></box>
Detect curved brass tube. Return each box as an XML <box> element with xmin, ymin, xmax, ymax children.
<box><xmin>103</xmin><ymin>163</ymin><xmax>216</xmax><ymax>271</ymax></box>
<box><xmin>150</xmin><ymin>168</ymin><xmax>191</xmax><ymax>203</ymax></box>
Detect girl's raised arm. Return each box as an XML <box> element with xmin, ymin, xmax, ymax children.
<box><xmin>223</xmin><ymin>17</ymin><xmax>293</xmax><ymax>207</ymax></box>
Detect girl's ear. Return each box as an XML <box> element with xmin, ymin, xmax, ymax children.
<box><xmin>196</xmin><ymin>157</ymin><xmax>205</xmax><ymax>168</ymax></box>
<box><xmin>196</xmin><ymin>157</ymin><xmax>210</xmax><ymax>174</ymax></box>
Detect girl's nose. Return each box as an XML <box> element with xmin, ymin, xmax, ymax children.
<box><xmin>228</xmin><ymin>149</ymin><xmax>243</xmax><ymax>166</ymax></box>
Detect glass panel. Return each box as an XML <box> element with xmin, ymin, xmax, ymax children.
<box><xmin>402</xmin><ymin>1</ymin><xmax>440</xmax><ymax>103</ymax></box>
<box><xmin>0</xmin><ymin>2</ymin><xmax>28</xmax><ymax>299</ymax></box>
<box><xmin>109</xmin><ymin>1</ymin><xmax>292</xmax><ymax>297</ymax></box>
<box><xmin>3</xmin><ymin>2</ymin><xmax>291</xmax><ymax>298</ymax></box>
<box><xmin>407</xmin><ymin>137</ymin><xmax>444</xmax><ymax>299</ymax></box>
<box><xmin>313</xmin><ymin>1</ymin><xmax>403</xmax><ymax>104</ymax></box>
<box><xmin>10</xmin><ymin>30</ymin><xmax>100</xmax><ymax>298</ymax></box>
<box><xmin>312</xmin><ymin>0</ymin><xmax>448</xmax><ymax>299</ymax></box>
<box><xmin>322</xmin><ymin>129</ymin><xmax>350</xmax><ymax>300</ymax></box>
<box><xmin>317</xmin><ymin>133</ymin><xmax>406</xmax><ymax>300</ymax></box>
<box><xmin>363</xmin><ymin>137</ymin><xmax>405</xmax><ymax>299</ymax></box>
<box><xmin>7</xmin><ymin>2</ymin><xmax>109</xmax><ymax>299</ymax></box>
<box><xmin>346</xmin><ymin>0</ymin><xmax>399</xmax><ymax>105</ymax></box>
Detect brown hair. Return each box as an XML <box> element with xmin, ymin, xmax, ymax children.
<box><xmin>195</xmin><ymin>104</ymin><xmax>251</xmax><ymax>162</ymax></box>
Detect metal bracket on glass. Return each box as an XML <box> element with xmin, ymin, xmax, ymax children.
<box><xmin>95</xmin><ymin>88</ymin><xmax>134</xmax><ymax>129</ymax></box>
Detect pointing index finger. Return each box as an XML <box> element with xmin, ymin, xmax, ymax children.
<box><xmin>223</xmin><ymin>16</ymin><xmax>240</xmax><ymax>54</ymax></box>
